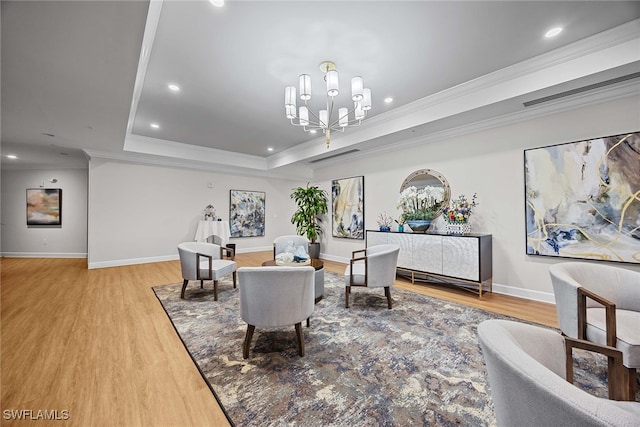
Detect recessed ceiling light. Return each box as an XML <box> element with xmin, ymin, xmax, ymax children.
<box><xmin>168</xmin><ymin>84</ymin><xmax>180</xmax><ymax>92</ymax></box>
<box><xmin>150</xmin><ymin>123</ymin><xmax>160</xmax><ymax>129</ymax></box>
<box><xmin>310</xmin><ymin>129</ymin><xmax>317</xmax><ymax>134</ymax></box>
<box><xmin>545</xmin><ymin>27</ymin><xmax>563</xmax><ymax>38</ymax></box>
<box><xmin>384</xmin><ymin>97</ymin><xmax>394</xmax><ymax>103</ymax></box>
<box><xmin>7</xmin><ymin>154</ymin><xmax>17</xmax><ymax>159</ymax></box>
<box><xmin>267</xmin><ymin>147</ymin><xmax>274</xmax><ymax>152</ymax></box>
<box><xmin>209</xmin><ymin>0</ymin><xmax>224</xmax><ymax>7</ymax></box>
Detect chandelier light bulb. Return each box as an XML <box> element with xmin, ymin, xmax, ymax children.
<box><xmin>299</xmin><ymin>106</ymin><xmax>309</xmax><ymax>126</ymax></box>
<box><xmin>326</xmin><ymin>70</ymin><xmax>339</xmax><ymax>97</ymax></box>
<box><xmin>285</xmin><ymin>86</ymin><xmax>296</xmax><ymax>108</ymax></box>
<box><xmin>351</xmin><ymin>76</ymin><xmax>364</xmax><ymax>101</ymax></box>
<box><xmin>339</xmin><ymin>108</ymin><xmax>349</xmax><ymax>127</ymax></box>
<box><xmin>362</xmin><ymin>88</ymin><xmax>372</xmax><ymax>111</ymax></box>
<box><xmin>285</xmin><ymin>105</ymin><xmax>296</xmax><ymax>120</ymax></box>
<box><xmin>299</xmin><ymin>74</ymin><xmax>312</xmax><ymax>101</ymax></box>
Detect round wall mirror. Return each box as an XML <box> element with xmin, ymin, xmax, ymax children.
<box><xmin>399</xmin><ymin>169</ymin><xmax>451</xmax><ymax>221</ymax></box>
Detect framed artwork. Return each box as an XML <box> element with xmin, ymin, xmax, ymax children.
<box><xmin>27</xmin><ymin>188</ymin><xmax>62</xmax><ymax>226</ymax></box>
<box><xmin>229</xmin><ymin>190</ymin><xmax>265</xmax><ymax>237</ymax></box>
<box><xmin>524</xmin><ymin>131</ymin><xmax>640</xmax><ymax>264</ymax></box>
<box><xmin>332</xmin><ymin>176</ymin><xmax>364</xmax><ymax>239</ymax></box>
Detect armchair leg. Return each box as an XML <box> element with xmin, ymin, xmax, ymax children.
<box><xmin>295</xmin><ymin>322</ymin><xmax>305</xmax><ymax>357</ymax></box>
<box><xmin>200</xmin><ymin>280</ymin><xmax>204</xmax><ymax>289</ymax></box>
<box><xmin>243</xmin><ymin>324</ymin><xmax>255</xmax><ymax>359</ymax></box>
<box><xmin>232</xmin><ymin>271</ymin><xmax>237</xmax><ymax>289</ymax></box>
<box><xmin>180</xmin><ymin>279</ymin><xmax>189</xmax><ymax>299</ymax></box>
<box><xmin>306</xmin><ymin>317</ymin><xmax>310</xmax><ymax>327</ymax></box>
<box><xmin>385</xmin><ymin>287</ymin><xmax>392</xmax><ymax>309</ymax></box>
<box><xmin>213</xmin><ymin>280</ymin><xmax>218</xmax><ymax>301</ymax></box>
<box><xmin>345</xmin><ymin>286</ymin><xmax>350</xmax><ymax>308</ymax></box>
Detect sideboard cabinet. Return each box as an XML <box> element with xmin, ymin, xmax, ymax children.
<box><xmin>366</xmin><ymin>230</ymin><xmax>492</xmax><ymax>297</ymax></box>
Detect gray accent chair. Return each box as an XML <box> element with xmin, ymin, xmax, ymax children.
<box><xmin>549</xmin><ymin>262</ymin><xmax>640</xmax><ymax>401</ymax></box>
<box><xmin>238</xmin><ymin>266</ymin><xmax>315</xmax><ymax>359</ymax></box>
<box><xmin>344</xmin><ymin>243</ymin><xmax>400</xmax><ymax>309</ymax></box>
<box><xmin>478</xmin><ymin>319</ymin><xmax>640</xmax><ymax>427</ymax></box>
<box><xmin>177</xmin><ymin>242</ymin><xmax>237</xmax><ymax>300</ymax></box>
<box><xmin>273</xmin><ymin>235</ymin><xmax>310</xmax><ymax>259</ymax></box>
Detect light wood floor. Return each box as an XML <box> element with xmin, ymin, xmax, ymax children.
<box><xmin>1</xmin><ymin>253</ymin><xmax>557</xmax><ymax>426</ymax></box>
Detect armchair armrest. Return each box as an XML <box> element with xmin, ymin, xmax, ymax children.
<box><xmin>564</xmin><ymin>336</ymin><xmax>625</xmax><ymax>400</ymax></box>
<box><xmin>222</xmin><ymin>246</ymin><xmax>235</xmax><ymax>260</ymax></box>
<box><xmin>349</xmin><ymin>251</ymin><xmax>368</xmax><ymax>287</ymax></box>
<box><xmin>196</xmin><ymin>252</ymin><xmax>213</xmax><ymax>280</ymax></box>
<box><xmin>577</xmin><ymin>287</ymin><xmax>617</xmax><ymax>346</ymax></box>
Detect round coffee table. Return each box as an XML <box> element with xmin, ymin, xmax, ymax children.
<box><xmin>262</xmin><ymin>259</ymin><xmax>324</xmax><ymax>303</ymax></box>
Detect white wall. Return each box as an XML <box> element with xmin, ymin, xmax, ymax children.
<box><xmin>313</xmin><ymin>96</ymin><xmax>640</xmax><ymax>302</ymax></box>
<box><xmin>1</xmin><ymin>168</ymin><xmax>88</xmax><ymax>257</ymax></box>
<box><xmin>87</xmin><ymin>158</ymin><xmax>304</xmax><ymax>268</ymax></box>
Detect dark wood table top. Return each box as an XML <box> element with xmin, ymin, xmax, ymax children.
<box><xmin>261</xmin><ymin>259</ymin><xmax>323</xmax><ymax>271</ymax></box>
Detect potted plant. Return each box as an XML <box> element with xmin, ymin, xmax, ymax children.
<box><xmin>290</xmin><ymin>183</ymin><xmax>328</xmax><ymax>258</ymax></box>
<box><xmin>397</xmin><ymin>185</ymin><xmax>445</xmax><ymax>232</ymax></box>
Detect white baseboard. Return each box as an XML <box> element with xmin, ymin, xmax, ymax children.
<box><xmin>491</xmin><ymin>282</ymin><xmax>555</xmax><ymax>304</ymax></box>
<box><xmin>88</xmin><ymin>254</ymin><xmax>178</xmax><ymax>269</ymax></box>
<box><xmin>87</xmin><ymin>246</ymin><xmax>273</xmax><ymax>269</ymax></box>
<box><xmin>1</xmin><ymin>252</ymin><xmax>87</xmax><ymax>258</ymax></box>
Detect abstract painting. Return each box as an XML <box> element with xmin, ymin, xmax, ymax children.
<box><xmin>524</xmin><ymin>132</ymin><xmax>640</xmax><ymax>264</ymax></box>
<box><xmin>332</xmin><ymin>176</ymin><xmax>364</xmax><ymax>239</ymax></box>
<box><xmin>27</xmin><ymin>188</ymin><xmax>62</xmax><ymax>226</ymax></box>
<box><xmin>229</xmin><ymin>190</ymin><xmax>265</xmax><ymax>237</ymax></box>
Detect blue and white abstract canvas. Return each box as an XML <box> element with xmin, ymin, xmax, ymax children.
<box><xmin>524</xmin><ymin>132</ymin><xmax>640</xmax><ymax>264</ymax></box>
<box><xmin>229</xmin><ymin>190</ymin><xmax>265</xmax><ymax>237</ymax></box>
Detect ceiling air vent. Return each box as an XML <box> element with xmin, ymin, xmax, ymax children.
<box><xmin>523</xmin><ymin>72</ymin><xmax>640</xmax><ymax>107</ymax></box>
<box><xmin>309</xmin><ymin>149</ymin><xmax>360</xmax><ymax>164</ymax></box>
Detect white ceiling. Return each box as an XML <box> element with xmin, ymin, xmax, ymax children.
<box><xmin>2</xmin><ymin>1</ymin><xmax>640</xmax><ymax>177</ymax></box>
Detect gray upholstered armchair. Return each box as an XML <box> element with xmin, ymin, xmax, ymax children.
<box><xmin>273</xmin><ymin>235</ymin><xmax>310</xmax><ymax>259</ymax></box>
<box><xmin>344</xmin><ymin>243</ymin><xmax>400</xmax><ymax>309</ymax></box>
<box><xmin>478</xmin><ymin>319</ymin><xmax>640</xmax><ymax>426</ymax></box>
<box><xmin>238</xmin><ymin>266</ymin><xmax>315</xmax><ymax>359</ymax></box>
<box><xmin>177</xmin><ymin>242</ymin><xmax>237</xmax><ymax>300</ymax></box>
<box><xmin>549</xmin><ymin>262</ymin><xmax>640</xmax><ymax>401</ymax></box>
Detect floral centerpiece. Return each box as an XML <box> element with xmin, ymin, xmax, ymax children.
<box><xmin>397</xmin><ymin>185</ymin><xmax>445</xmax><ymax>232</ymax></box>
<box><xmin>204</xmin><ymin>204</ymin><xmax>216</xmax><ymax>220</ymax></box>
<box><xmin>442</xmin><ymin>193</ymin><xmax>478</xmax><ymax>234</ymax></box>
<box><xmin>376</xmin><ymin>212</ymin><xmax>394</xmax><ymax>231</ymax></box>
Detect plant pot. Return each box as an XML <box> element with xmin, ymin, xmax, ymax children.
<box><xmin>379</xmin><ymin>226</ymin><xmax>391</xmax><ymax>232</ymax></box>
<box><xmin>406</xmin><ymin>220</ymin><xmax>432</xmax><ymax>232</ymax></box>
<box><xmin>445</xmin><ymin>222</ymin><xmax>471</xmax><ymax>234</ymax></box>
<box><xmin>308</xmin><ymin>242</ymin><xmax>321</xmax><ymax>259</ymax></box>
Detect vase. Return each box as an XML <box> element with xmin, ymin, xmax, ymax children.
<box><xmin>405</xmin><ymin>220</ymin><xmax>432</xmax><ymax>232</ymax></box>
<box><xmin>379</xmin><ymin>226</ymin><xmax>391</xmax><ymax>232</ymax></box>
<box><xmin>398</xmin><ymin>225</ymin><xmax>404</xmax><ymax>233</ymax></box>
<box><xmin>445</xmin><ymin>222</ymin><xmax>471</xmax><ymax>235</ymax></box>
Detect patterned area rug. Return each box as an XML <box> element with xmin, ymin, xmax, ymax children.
<box><xmin>153</xmin><ymin>272</ymin><xmax>630</xmax><ymax>426</ymax></box>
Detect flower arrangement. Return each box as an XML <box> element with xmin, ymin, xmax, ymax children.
<box><xmin>204</xmin><ymin>204</ymin><xmax>216</xmax><ymax>220</ymax></box>
<box><xmin>397</xmin><ymin>185</ymin><xmax>446</xmax><ymax>221</ymax></box>
<box><xmin>442</xmin><ymin>193</ymin><xmax>478</xmax><ymax>224</ymax></box>
<box><xmin>376</xmin><ymin>212</ymin><xmax>394</xmax><ymax>228</ymax></box>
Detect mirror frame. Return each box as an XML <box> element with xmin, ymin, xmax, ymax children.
<box><xmin>399</xmin><ymin>169</ymin><xmax>451</xmax><ymax>220</ymax></box>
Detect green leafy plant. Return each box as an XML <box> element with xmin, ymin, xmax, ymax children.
<box><xmin>290</xmin><ymin>183</ymin><xmax>329</xmax><ymax>243</ymax></box>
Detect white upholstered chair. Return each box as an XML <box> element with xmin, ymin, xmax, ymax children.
<box><xmin>273</xmin><ymin>235</ymin><xmax>309</xmax><ymax>259</ymax></box>
<box><xmin>549</xmin><ymin>262</ymin><xmax>640</xmax><ymax>401</ymax></box>
<box><xmin>177</xmin><ymin>242</ymin><xmax>237</xmax><ymax>300</ymax></box>
<box><xmin>238</xmin><ymin>266</ymin><xmax>315</xmax><ymax>359</ymax></box>
<box><xmin>478</xmin><ymin>319</ymin><xmax>640</xmax><ymax>427</ymax></box>
<box><xmin>206</xmin><ymin>234</ymin><xmax>235</xmax><ymax>259</ymax></box>
<box><xmin>344</xmin><ymin>243</ymin><xmax>400</xmax><ymax>309</ymax></box>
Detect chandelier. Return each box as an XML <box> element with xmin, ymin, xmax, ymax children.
<box><xmin>284</xmin><ymin>61</ymin><xmax>371</xmax><ymax>148</ymax></box>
